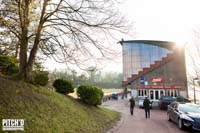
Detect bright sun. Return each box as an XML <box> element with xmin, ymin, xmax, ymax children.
<box><xmin>175</xmin><ymin>38</ymin><xmax>187</xmax><ymax>48</ymax></box>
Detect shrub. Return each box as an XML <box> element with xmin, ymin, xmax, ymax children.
<box><xmin>176</xmin><ymin>95</ymin><xmax>190</xmax><ymax>102</ymax></box>
<box><xmin>7</xmin><ymin>63</ymin><xmax>19</xmax><ymax>75</ymax></box>
<box><xmin>77</xmin><ymin>85</ymin><xmax>104</xmax><ymax>106</ymax></box>
<box><xmin>0</xmin><ymin>55</ymin><xmax>18</xmax><ymax>75</ymax></box>
<box><xmin>33</xmin><ymin>71</ymin><xmax>49</xmax><ymax>86</ymax></box>
<box><xmin>176</xmin><ymin>96</ymin><xmax>184</xmax><ymax>102</ymax></box>
<box><xmin>53</xmin><ymin>79</ymin><xmax>74</xmax><ymax>94</ymax></box>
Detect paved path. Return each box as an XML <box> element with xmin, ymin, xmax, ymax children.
<box><xmin>102</xmin><ymin>99</ymin><xmax>194</xmax><ymax>133</ymax></box>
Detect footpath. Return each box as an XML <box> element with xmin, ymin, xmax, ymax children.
<box><xmin>102</xmin><ymin>98</ymin><xmax>188</xmax><ymax>133</ymax></box>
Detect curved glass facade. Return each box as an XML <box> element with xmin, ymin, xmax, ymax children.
<box><xmin>123</xmin><ymin>42</ymin><xmax>173</xmax><ymax>81</ymax></box>
<box><xmin>121</xmin><ymin>40</ymin><xmax>188</xmax><ymax>99</ymax></box>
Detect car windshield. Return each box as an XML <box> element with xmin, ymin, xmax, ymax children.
<box><xmin>179</xmin><ymin>104</ymin><xmax>200</xmax><ymax>113</ymax></box>
<box><xmin>161</xmin><ymin>96</ymin><xmax>176</xmax><ymax>100</ymax></box>
<box><xmin>138</xmin><ymin>96</ymin><xmax>147</xmax><ymax>100</ymax></box>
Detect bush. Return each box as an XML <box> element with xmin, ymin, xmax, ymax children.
<box><xmin>77</xmin><ymin>85</ymin><xmax>104</xmax><ymax>106</ymax></box>
<box><xmin>176</xmin><ymin>95</ymin><xmax>190</xmax><ymax>102</ymax></box>
<box><xmin>53</xmin><ymin>79</ymin><xmax>74</xmax><ymax>94</ymax></box>
<box><xmin>7</xmin><ymin>63</ymin><xmax>19</xmax><ymax>75</ymax></box>
<box><xmin>33</xmin><ymin>71</ymin><xmax>49</xmax><ymax>86</ymax></box>
<box><xmin>0</xmin><ymin>55</ymin><xmax>18</xmax><ymax>75</ymax></box>
<box><xmin>176</xmin><ymin>96</ymin><xmax>184</xmax><ymax>102</ymax></box>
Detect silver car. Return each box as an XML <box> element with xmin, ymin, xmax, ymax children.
<box><xmin>138</xmin><ymin>96</ymin><xmax>153</xmax><ymax>109</ymax></box>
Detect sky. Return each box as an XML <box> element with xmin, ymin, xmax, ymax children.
<box><xmin>120</xmin><ymin>0</ymin><xmax>200</xmax><ymax>41</ymax></box>
<box><xmin>44</xmin><ymin>0</ymin><xmax>200</xmax><ymax>73</ymax></box>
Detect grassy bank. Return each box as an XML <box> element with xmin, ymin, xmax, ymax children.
<box><xmin>0</xmin><ymin>76</ymin><xmax>120</xmax><ymax>133</ymax></box>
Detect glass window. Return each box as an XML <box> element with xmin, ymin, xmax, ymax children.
<box><xmin>171</xmin><ymin>90</ymin><xmax>174</xmax><ymax>96</ymax></box>
<box><xmin>142</xmin><ymin>90</ymin><xmax>144</xmax><ymax>96</ymax></box>
<box><xmin>122</xmin><ymin>42</ymin><xmax>174</xmax><ymax>82</ymax></box>
<box><xmin>144</xmin><ymin>90</ymin><xmax>147</xmax><ymax>96</ymax></box>
<box><xmin>175</xmin><ymin>90</ymin><xmax>178</xmax><ymax>97</ymax></box>
<box><xmin>168</xmin><ymin>90</ymin><xmax>170</xmax><ymax>96</ymax></box>
<box><xmin>160</xmin><ymin>90</ymin><xmax>164</xmax><ymax>97</ymax></box>
<box><xmin>150</xmin><ymin>90</ymin><xmax>154</xmax><ymax>99</ymax></box>
<box><xmin>166</xmin><ymin>90</ymin><xmax>170</xmax><ymax>96</ymax></box>
<box><xmin>155</xmin><ymin>91</ymin><xmax>159</xmax><ymax>99</ymax></box>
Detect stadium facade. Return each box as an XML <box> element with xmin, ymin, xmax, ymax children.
<box><xmin>120</xmin><ymin>40</ymin><xmax>188</xmax><ymax>101</ymax></box>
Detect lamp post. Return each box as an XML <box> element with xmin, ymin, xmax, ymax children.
<box><xmin>193</xmin><ymin>77</ymin><xmax>199</xmax><ymax>104</ymax></box>
<box><xmin>87</xmin><ymin>66</ymin><xmax>96</xmax><ymax>85</ymax></box>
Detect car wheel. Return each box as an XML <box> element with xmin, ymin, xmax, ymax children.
<box><xmin>167</xmin><ymin>113</ymin><xmax>171</xmax><ymax>121</ymax></box>
<box><xmin>178</xmin><ymin>119</ymin><xmax>184</xmax><ymax>130</ymax></box>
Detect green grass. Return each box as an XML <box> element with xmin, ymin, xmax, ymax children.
<box><xmin>0</xmin><ymin>76</ymin><xmax>120</xmax><ymax>133</ymax></box>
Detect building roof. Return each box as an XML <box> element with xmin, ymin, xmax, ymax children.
<box><xmin>119</xmin><ymin>40</ymin><xmax>176</xmax><ymax>49</ymax></box>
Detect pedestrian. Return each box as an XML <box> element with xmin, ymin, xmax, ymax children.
<box><xmin>143</xmin><ymin>97</ymin><xmax>150</xmax><ymax>118</ymax></box>
<box><xmin>129</xmin><ymin>96</ymin><xmax>135</xmax><ymax>115</ymax></box>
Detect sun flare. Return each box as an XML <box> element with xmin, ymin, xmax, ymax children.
<box><xmin>175</xmin><ymin>39</ymin><xmax>187</xmax><ymax>48</ymax></box>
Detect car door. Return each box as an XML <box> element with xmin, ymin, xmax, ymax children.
<box><xmin>167</xmin><ymin>103</ymin><xmax>174</xmax><ymax>121</ymax></box>
<box><xmin>172</xmin><ymin>103</ymin><xmax>180</xmax><ymax>123</ymax></box>
<box><xmin>168</xmin><ymin>103</ymin><xmax>175</xmax><ymax>122</ymax></box>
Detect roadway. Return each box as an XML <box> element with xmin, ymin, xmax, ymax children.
<box><xmin>102</xmin><ymin>98</ymin><xmax>199</xmax><ymax>133</ymax></box>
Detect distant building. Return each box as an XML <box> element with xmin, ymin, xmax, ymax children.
<box><xmin>120</xmin><ymin>40</ymin><xmax>188</xmax><ymax>101</ymax></box>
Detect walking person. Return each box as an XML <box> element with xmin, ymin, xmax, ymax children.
<box><xmin>129</xmin><ymin>96</ymin><xmax>135</xmax><ymax>115</ymax></box>
<box><xmin>143</xmin><ymin>97</ymin><xmax>150</xmax><ymax>118</ymax></box>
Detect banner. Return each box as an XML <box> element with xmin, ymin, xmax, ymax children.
<box><xmin>136</xmin><ymin>85</ymin><xmax>185</xmax><ymax>89</ymax></box>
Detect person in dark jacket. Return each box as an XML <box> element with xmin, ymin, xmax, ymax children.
<box><xmin>143</xmin><ymin>97</ymin><xmax>150</xmax><ymax>118</ymax></box>
<box><xmin>129</xmin><ymin>96</ymin><xmax>135</xmax><ymax>115</ymax></box>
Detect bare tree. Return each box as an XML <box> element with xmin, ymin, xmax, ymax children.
<box><xmin>0</xmin><ymin>0</ymin><xmax>131</xmax><ymax>81</ymax></box>
<box><xmin>185</xmin><ymin>28</ymin><xmax>200</xmax><ymax>86</ymax></box>
<box><xmin>0</xmin><ymin>24</ymin><xmax>19</xmax><ymax>57</ymax></box>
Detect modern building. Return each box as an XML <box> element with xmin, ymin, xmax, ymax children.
<box><xmin>120</xmin><ymin>40</ymin><xmax>188</xmax><ymax>101</ymax></box>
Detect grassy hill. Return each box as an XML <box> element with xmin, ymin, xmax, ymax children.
<box><xmin>0</xmin><ymin>76</ymin><xmax>120</xmax><ymax>133</ymax></box>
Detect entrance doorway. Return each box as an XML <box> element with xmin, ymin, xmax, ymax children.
<box><xmin>149</xmin><ymin>90</ymin><xmax>165</xmax><ymax>100</ymax></box>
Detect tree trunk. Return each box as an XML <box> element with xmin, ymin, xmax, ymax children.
<box><xmin>25</xmin><ymin>64</ymin><xmax>33</xmax><ymax>82</ymax></box>
<box><xmin>17</xmin><ymin>1</ymin><xmax>30</xmax><ymax>80</ymax></box>
<box><xmin>24</xmin><ymin>0</ymin><xmax>47</xmax><ymax>81</ymax></box>
<box><xmin>18</xmin><ymin>35</ymin><xmax>28</xmax><ymax>80</ymax></box>
<box><xmin>15</xmin><ymin>43</ymin><xmax>19</xmax><ymax>58</ymax></box>
<box><xmin>25</xmin><ymin>29</ymin><xmax>42</xmax><ymax>81</ymax></box>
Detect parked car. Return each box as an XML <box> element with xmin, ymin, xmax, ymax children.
<box><xmin>167</xmin><ymin>102</ymin><xmax>200</xmax><ymax>131</ymax></box>
<box><xmin>138</xmin><ymin>96</ymin><xmax>153</xmax><ymax>109</ymax></box>
<box><xmin>159</xmin><ymin>96</ymin><xmax>176</xmax><ymax>110</ymax></box>
<box><xmin>111</xmin><ymin>93</ymin><xmax>118</xmax><ymax>100</ymax></box>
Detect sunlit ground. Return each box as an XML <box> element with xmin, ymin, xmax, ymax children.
<box><xmin>102</xmin><ymin>89</ymin><xmax>123</xmax><ymax>96</ymax></box>
<box><xmin>69</xmin><ymin>88</ymin><xmax>123</xmax><ymax>98</ymax></box>
<box><xmin>68</xmin><ymin>87</ymin><xmax>200</xmax><ymax>105</ymax></box>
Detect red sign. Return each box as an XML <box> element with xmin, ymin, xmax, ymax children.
<box><xmin>151</xmin><ymin>77</ymin><xmax>163</xmax><ymax>83</ymax></box>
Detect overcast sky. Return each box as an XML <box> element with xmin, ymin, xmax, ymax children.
<box><xmin>121</xmin><ymin>0</ymin><xmax>200</xmax><ymax>41</ymax></box>
<box><xmin>44</xmin><ymin>0</ymin><xmax>200</xmax><ymax>73</ymax></box>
